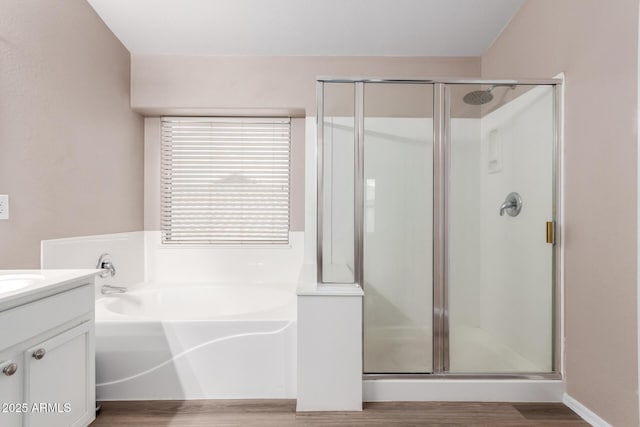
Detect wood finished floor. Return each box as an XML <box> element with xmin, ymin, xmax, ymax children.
<box><xmin>91</xmin><ymin>400</ymin><xmax>588</xmax><ymax>426</ymax></box>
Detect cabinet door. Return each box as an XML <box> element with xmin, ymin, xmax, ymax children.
<box><xmin>24</xmin><ymin>321</ymin><xmax>94</xmax><ymax>427</ymax></box>
<box><xmin>0</xmin><ymin>353</ymin><xmax>24</xmax><ymax>427</ymax></box>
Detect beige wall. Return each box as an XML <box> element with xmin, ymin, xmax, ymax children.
<box><xmin>131</xmin><ymin>55</ymin><xmax>481</xmax><ymax>115</ymax></box>
<box><xmin>483</xmin><ymin>1</ymin><xmax>639</xmax><ymax>425</ymax></box>
<box><xmin>133</xmin><ymin>55</ymin><xmax>480</xmax><ymax>232</ymax></box>
<box><xmin>0</xmin><ymin>0</ymin><xmax>144</xmax><ymax>268</ymax></box>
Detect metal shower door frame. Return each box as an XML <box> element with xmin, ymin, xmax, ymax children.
<box><xmin>316</xmin><ymin>77</ymin><xmax>563</xmax><ymax>380</ymax></box>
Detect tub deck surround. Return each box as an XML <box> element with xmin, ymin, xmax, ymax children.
<box><xmin>296</xmin><ymin>270</ymin><xmax>364</xmax><ymax>411</ymax></box>
<box><xmin>0</xmin><ymin>269</ymin><xmax>100</xmax><ymax>311</ymax></box>
<box><xmin>295</xmin><ymin>262</ymin><xmax>364</xmax><ymax>296</ymax></box>
<box><xmin>40</xmin><ymin>231</ymin><xmax>306</xmax><ymax>292</ymax></box>
<box><xmin>296</xmin><ymin>285</ymin><xmax>363</xmax><ymax>296</ymax></box>
<box><xmin>95</xmin><ymin>282</ymin><xmax>297</xmax><ymax>400</ymax></box>
<box><xmin>41</xmin><ymin>232</ymin><xmax>145</xmax><ymax>285</ymax></box>
<box><xmin>96</xmin><ymin>282</ymin><xmax>296</xmax><ymax>321</ymax></box>
<box><xmin>144</xmin><ymin>231</ymin><xmax>305</xmax><ymax>287</ymax></box>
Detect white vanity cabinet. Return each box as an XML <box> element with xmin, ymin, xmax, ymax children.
<box><xmin>0</xmin><ymin>276</ymin><xmax>95</xmax><ymax>427</ymax></box>
<box><xmin>25</xmin><ymin>321</ymin><xmax>93</xmax><ymax>427</ymax></box>
<box><xmin>0</xmin><ymin>351</ymin><xmax>24</xmax><ymax>427</ymax></box>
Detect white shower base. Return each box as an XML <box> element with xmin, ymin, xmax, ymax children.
<box><xmin>363</xmin><ymin>322</ymin><xmax>563</xmax><ymax>401</ymax></box>
<box><xmin>450</xmin><ymin>325</ymin><xmax>545</xmax><ymax>372</ymax></box>
<box><xmin>363</xmin><ymin>378</ymin><xmax>564</xmax><ymax>402</ymax></box>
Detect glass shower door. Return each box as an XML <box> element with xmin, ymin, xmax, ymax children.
<box><xmin>363</xmin><ymin>83</ymin><xmax>434</xmax><ymax>373</ymax></box>
<box><xmin>447</xmin><ymin>83</ymin><xmax>556</xmax><ymax>373</ymax></box>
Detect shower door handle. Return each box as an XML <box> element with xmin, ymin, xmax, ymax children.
<box><xmin>546</xmin><ymin>221</ymin><xmax>555</xmax><ymax>244</ymax></box>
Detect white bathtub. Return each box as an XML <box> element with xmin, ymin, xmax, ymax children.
<box><xmin>94</xmin><ymin>283</ymin><xmax>297</xmax><ymax>400</ymax></box>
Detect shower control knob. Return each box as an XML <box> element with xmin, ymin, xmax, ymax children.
<box><xmin>3</xmin><ymin>363</ymin><xmax>17</xmax><ymax>376</ymax></box>
<box><xmin>32</xmin><ymin>348</ymin><xmax>46</xmax><ymax>360</ymax></box>
<box><xmin>499</xmin><ymin>192</ymin><xmax>523</xmax><ymax>217</ymax></box>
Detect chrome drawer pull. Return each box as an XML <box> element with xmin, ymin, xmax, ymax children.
<box><xmin>3</xmin><ymin>363</ymin><xmax>17</xmax><ymax>376</ymax></box>
<box><xmin>32</xmin><ymin>348</ymin><xmax>46</xmax><ymax>360</ymax></box>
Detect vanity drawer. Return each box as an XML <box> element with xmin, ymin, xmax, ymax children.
<box><xmin>0</xmin><ymin>284</ymin><xmax>93</xmax><ymax>350</ymax></box>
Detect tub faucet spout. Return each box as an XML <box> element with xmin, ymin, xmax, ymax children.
<box><xmin>101</xmin><ymin>285</ymin><xmax>127</xmax><ymax>295</ymax></box>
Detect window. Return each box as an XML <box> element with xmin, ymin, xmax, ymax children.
<box><xmin>161</xmin><ymin>117</ymin><xmax>290</xmax><ymax>244</ymax></box>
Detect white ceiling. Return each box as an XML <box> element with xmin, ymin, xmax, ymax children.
<box><xmin>88</xmin><ymin>0</ymin><xmax>524</xmax><ymax>56</ymax></box>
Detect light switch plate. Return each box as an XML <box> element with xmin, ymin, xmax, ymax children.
<box><xmin>0</xmin><ymin>195</ymin><xmax>9</xmax><ymax>220</ymax></box>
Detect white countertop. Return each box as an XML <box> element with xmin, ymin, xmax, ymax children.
<box><xmin>0</xmin><ymin>269</ymin><xmax>100</xmax><ymax>311</ymax></box>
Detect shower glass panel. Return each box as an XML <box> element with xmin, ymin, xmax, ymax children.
<box><xmin>321</xmin><ymin>83</ymin><xmax>356</xmax><ymax>283</ymax></box>
<box><xmin>447</xmin><ymin>84</ymin><xmax>555</xmax><ymax>373</ymax></box>
<box><xmin>363</xmin><ymin>83</ymin><xmax>434</xmax><ymax>373</ymax></box>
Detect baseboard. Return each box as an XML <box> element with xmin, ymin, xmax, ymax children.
<box><xmin>562</xmin><ymin>393</ymin><xmax>611</xmax><ymax>427</ymax></box>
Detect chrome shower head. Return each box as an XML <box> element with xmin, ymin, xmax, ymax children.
<box><xmin>462</xmin><ymin>84</ymin><xmax>516</xmax><ymax>106</ymax></box>
<box><xmin>463</xmin><ymin>89</ymin><xmax>494</xmax><ymax>105</ymax></box>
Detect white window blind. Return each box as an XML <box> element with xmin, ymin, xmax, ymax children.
<box><xmin>161</xmin><ymin>117</ymin><xmax>290</xmax><ymax>244</ymax></box>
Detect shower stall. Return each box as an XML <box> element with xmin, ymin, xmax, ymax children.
<box><xmin>316</xmin><ymin>78</ymin><xmax>561</xmax><ymax>377</ymax></box>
